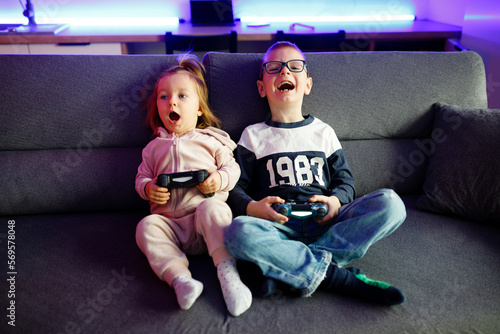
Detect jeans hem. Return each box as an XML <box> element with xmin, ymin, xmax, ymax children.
<box><xmin>300</xmin><ymin>251</ymin><xmax>332</xmax><ymax>297</ymax></box>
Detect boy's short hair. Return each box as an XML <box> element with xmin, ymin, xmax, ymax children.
<box><xmin>262</xmin><ymin>41</ymin><xmax>307</xmax><ymax>63</ymax></box>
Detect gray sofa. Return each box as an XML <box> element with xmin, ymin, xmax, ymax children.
<box><xmin>1</xmin><ymin>51</ymin><xmax>499</xmax><ymax>334</ymax></box>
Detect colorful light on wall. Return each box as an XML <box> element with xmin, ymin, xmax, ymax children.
<box><xmin>1</xmin><ymin>0</ymin><xmax>416</xmax><ymax>26</ymax></box>
<box><xmin>239</xmin><ymin>15</ymin><xmax>415</xmax><ymax>24</ymax></box>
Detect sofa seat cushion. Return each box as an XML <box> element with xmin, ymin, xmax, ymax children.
<box><xmin>9</xmin><ymin>197</ymin><xmax>500</xmax><ymax>333</ymax></box>
<box><xmin>416</xmin><ymin>103</ymin><xmax>500</xmax><ymax>223</ymax></box>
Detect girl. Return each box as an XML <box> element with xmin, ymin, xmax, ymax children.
<box><xmin>135</xmin><ymin>54</ymin><xmax>251</xmax><ymax>317</ymax></box>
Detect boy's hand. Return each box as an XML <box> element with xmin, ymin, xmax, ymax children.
<box><xmin>309</xmin><ymin>195</ymin><xmax>341</xmax><ymax>226</ymax></box>
<box><xmin>145</xmin><ymin>178</ymin><xmax>170</xmax><ymax>205</ymax></box>
<box><xmin>247</xmin><ymin>196</ymin><xmax>288</xmax><ymax>224</ymax></box>
<box><xmin>196</xmin><ymin>171</ymin><xmax>221</xmax><ymax>195</ymax></box>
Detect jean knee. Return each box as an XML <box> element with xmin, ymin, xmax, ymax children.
<box><xmin>225</xmin><ymin>216</ymin><xmax>244</xmax><ymax>240</ymax></box>
<box><xmin>224</xmin><ymin>216</ymin><xmax>254</xmax><ymax>248</ymax></box>
<box><xmin>378</xmin><ymin>188</ymin><xmax>407</xmax><ymax>222</ymax></box>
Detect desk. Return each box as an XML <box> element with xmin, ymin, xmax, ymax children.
<box><xmin>0</xmin><ymin>19</ymin><xmax>462</xmax><ymax>54</ymax></box>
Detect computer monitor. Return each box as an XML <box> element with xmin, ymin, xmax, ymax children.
<box><xmin>190</xmin><ymin>0</ymin><xmax>235</xmax><ymax>26</ymax></box>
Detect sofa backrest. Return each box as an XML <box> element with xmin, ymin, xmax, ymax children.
<box><xmin>0</xmin><ymin>52</ymin><xmax>487</xmax><ymax>215</ymax></box>
<box><xmin>204</xmin><ymin>51</ymin><xmax>487</xmax><ymax>196</ymax></box>
<box><xmin>0</xmin><ymin>55</ymin><xmax>178</xmax><ymax>215</ymax></box>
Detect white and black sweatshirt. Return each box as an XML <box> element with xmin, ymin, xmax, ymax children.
<box><xmin>228</xmin><ymin>115</ymin><xmax>356</xmax><ymax>216</ymax></box>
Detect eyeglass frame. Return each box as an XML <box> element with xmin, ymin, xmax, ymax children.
<box><xmin>260</xmin><ymin>59</ymin><xmax>308</xmax><ymax>79</ymax></box>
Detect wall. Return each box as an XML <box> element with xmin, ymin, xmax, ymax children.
<box><xmin>418</xmin><ymin>0</ymin><xmax>499</xmax><ymax>108</ymax></box>
<box><xmin>460</xmin><ymin>0</ymin><xmax>500</xmax><ymax>108</ymax></box>
<box><xmin>422</xmin><ymin>0</ymin><xmax>466</xmax><ymax>26</ymax></box>
<box><xmin>1</xmin><ymin>1</ymin><xmax>498</xmax><ymax>107</ymax></box>
<box><xmin>0</xmin><ymin>0</ymin><xmax>184</xmax><ymax>23</ymax></box>
<box><xmin>2</xmin><ymin>0</ymin><xmax>423</xmax><ymax>23</ymax></box>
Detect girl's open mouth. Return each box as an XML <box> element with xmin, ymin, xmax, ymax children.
<box><xmin>169</xmin><ymin>112</ymin><xmax>180</xmax><ymax>122</ymax></box>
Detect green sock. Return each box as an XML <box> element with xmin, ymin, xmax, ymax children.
<box><xmin>320</xmin><ymin>264</ymin><xmax>406</xmax><ymax>305</ymax></box>
<box><xmin>351</xmin><ymin>272</ymin><xmax>392</xmax><ymax>289</ymax></box>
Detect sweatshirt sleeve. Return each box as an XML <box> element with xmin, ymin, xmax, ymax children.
<box><xmin>135</xmin><ymin>144</ymin><xmax>154</xmax><ymax>201</ymax></box>
<box><xmin>227</xmin><ymin>145</ymin><xmax>256</xmax><ymax>216</ymax></box>
<box><xmin>199</xmin><ymin>127</ymin><xmax>240</xmax><ymax>192</ymax></box>
<box><xmin>328</xmin><ymin>148</ymin><xmax>356</xmax><ymax>205</ymax></box>
<box><xmin>214</xmin><ymin>144</ymin><xmax>241</xmax><ymax>193</ymax></box>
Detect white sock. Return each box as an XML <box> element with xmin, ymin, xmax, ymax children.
<box><xmin>217</xmin><ymin>257</ymin><xmax>252</xmax><ymax>316</ymax></box>
<box><xmin>172</xmin><ymin>274</ymin><xmax>204</xmax><ymax>310</ymax></box>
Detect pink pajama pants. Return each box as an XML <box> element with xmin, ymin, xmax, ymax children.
<box><xmin>136</xmin><ymin>198</ymin><xmax>233</xmax><ymax>285</ymax></box>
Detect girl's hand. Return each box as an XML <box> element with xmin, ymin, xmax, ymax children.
<box><xmin>145</xmin><ymin>178</ymin><xmax>170</xmax><ymax>205</ymax></box>
<box><xmin>308</xmin><ymin>195</ymin><xmax>341</xmax><ymax>226</ymax></box>
<box><xmin>196</xmin><ymin>171</ymin><xmax>221</xmax><ymax>195</ymax></box>
<box><xmin>247</xmin><ymin>196</ymin><xmax>288</xmax><ymax>224</ymax></box>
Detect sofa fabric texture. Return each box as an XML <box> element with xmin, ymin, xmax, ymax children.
<box><xmin>1</xmin><ymin>52</ymin><xmax>499</xmax><ymax>334</ymax></box>
<box><xmin>415</xmin><ymin>103</ymin><xmax>500</xmax><ymax>223</ymax></box>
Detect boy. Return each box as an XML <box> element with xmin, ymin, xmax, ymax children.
<box><xmin>224</xmin><ymin>42</ymin><xmax>407</xmax><ymax>305</ymax></box>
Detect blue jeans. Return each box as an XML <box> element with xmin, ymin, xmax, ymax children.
<box><xmin>224</xmin><ymin>189</ymin><xmax>406</xmax><ymax>297</ymax></box>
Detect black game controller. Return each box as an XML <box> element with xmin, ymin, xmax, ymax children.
<box><xmin>157</xmin><ymin>170</ymin><xmax>214</xmax><ymax>197</ymax></box>
<box><xmin>272</xmin><ymin>201</ymin><xmax>328</xmax><ymax>220</ymax></box>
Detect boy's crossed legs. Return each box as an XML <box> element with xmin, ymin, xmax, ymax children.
<box><xmin>225</xmin><ymin>189</ymin><xmax>406</xmax><ymax>305</ymax></box>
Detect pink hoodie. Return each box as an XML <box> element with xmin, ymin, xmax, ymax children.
<box><xmin>135</xmin><ymin>126</ymin><xmax>240</xmax><ymax>218</ymax></box>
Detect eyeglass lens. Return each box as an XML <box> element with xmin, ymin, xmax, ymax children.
<box><xmin>264</xmin><ymin>60</ymin><xmax>305</xmax><ymax>74</ymax></box>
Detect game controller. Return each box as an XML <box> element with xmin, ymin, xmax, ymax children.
<box><xmin>157</xmin><ymin>170</ymin><xmax>214</xmax><ymax>197</ymax></box>
<box><xmin>272</xmin><ymin>201</ymin><xmax>328</xmax><ymax>220</ymax></box>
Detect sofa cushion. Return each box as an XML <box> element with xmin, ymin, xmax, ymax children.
<box><xmin>0</xmin><ymin>148</ymin><xmax>149</xmax><ymax>215</ymax></box>
<box><xmin>415</xmin><ymin>103</ymin><xmax>500</xmax><ymax>223</ymax></box>
<box><xmin>342</xmin><ymin>139</ymin><xmax>427</xmax><ymax>196</ymax></box>
<box><xmin>203</xmin><ymin>52</ymin><xmax>488</xmax><ymax>142</ymax></box>
<box><xmin>0</xmin><ymin>54</ymin><xmax>179</xmax><ymax>215</ymax></box>
<box><xmin>203</xmin><ymin>51</ymin><xmax>488</xmax><ymax>197</ymax></box>
<box><xmin>0</xmin><ymin>55</ymin><xmax>178</xmax><ymax>151</ymax></box>
<box><xmin>10</xmin><ymin>197</ymin><xmax>500</xmax><ymax>333</ymax></box>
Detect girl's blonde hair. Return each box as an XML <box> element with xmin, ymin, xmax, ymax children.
<box><xmin>146</xmin><ymin>54</ymin><xmax>220</xmax><ymax>135</ymax></box>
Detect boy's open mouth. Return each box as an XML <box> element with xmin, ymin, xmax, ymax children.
<box><xmin>277</xmin><ymin>81</ymin><xmax>295</xmax><ymax>91</ymax></box>
<box><xmin>169</xmin><ymin>112</ymin><xmax>180</xmax><ymax>121</ymax></box>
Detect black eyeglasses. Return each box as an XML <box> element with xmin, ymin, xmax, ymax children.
<box><xmin>260</xmin><ymin>59</ymin><xmax>307</xmax><ymax>79</ymax></box>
